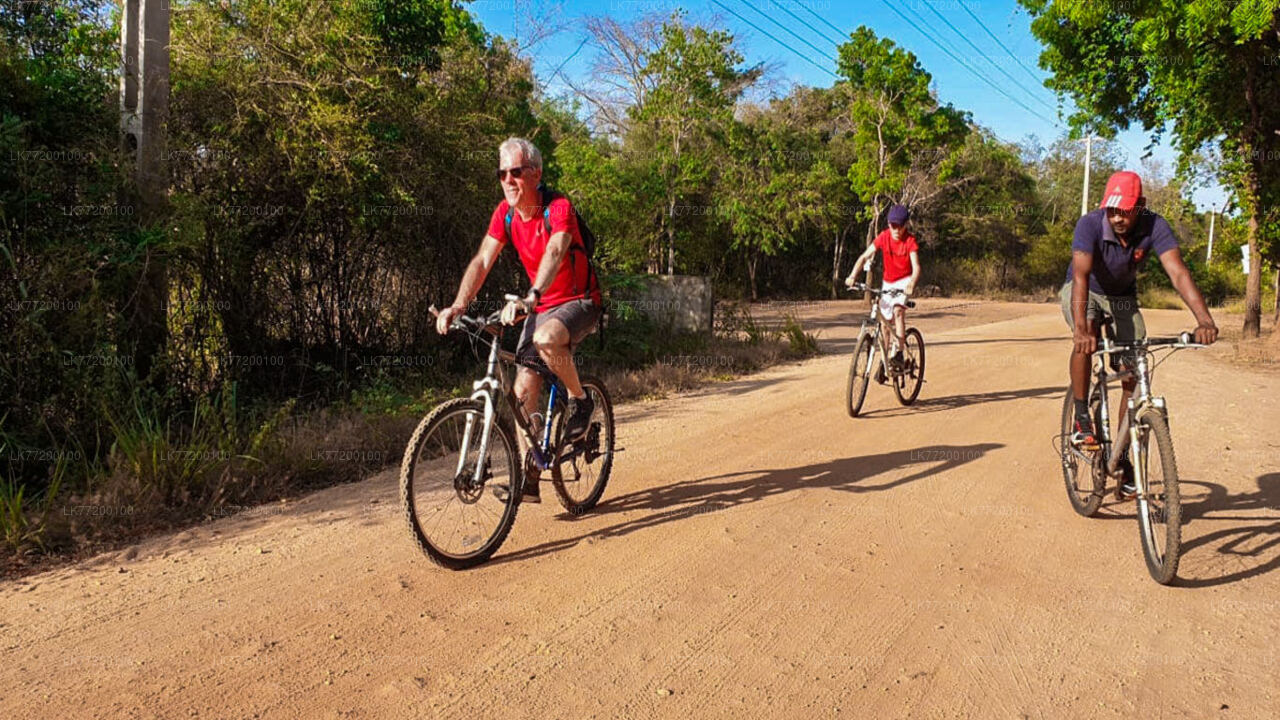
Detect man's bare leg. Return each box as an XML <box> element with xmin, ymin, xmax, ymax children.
<box><xmin>532</xmin><ymin>319</ymin><xmax>584</xmax><ymax>399</ymax></box>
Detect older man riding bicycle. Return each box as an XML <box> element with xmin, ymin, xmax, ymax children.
<box><xmin>436</xmin><ymin>137</ymin><xmax>603</xmax><ymax>503</ymax></box>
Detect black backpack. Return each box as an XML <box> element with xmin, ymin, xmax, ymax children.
<box><xmin>503</xmin><ymin>184</ymin><xmax>606</xmax><ymax>343</ymax></box>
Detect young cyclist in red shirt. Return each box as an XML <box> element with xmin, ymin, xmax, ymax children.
<box><xmin>845</xmin><ymin>204</ymin><xmax>921</xmax><ymax>372</ymax></box>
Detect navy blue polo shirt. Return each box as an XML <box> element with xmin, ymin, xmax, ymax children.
<box><xmin>1063</xmin><ymin>208</ymin><xmax>1179</xmax><ymax>296</ymax></box>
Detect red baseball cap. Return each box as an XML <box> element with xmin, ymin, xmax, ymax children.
<box><xmin>1099</xmin><ymin>171</ymin><xmax>1143</xmax><ymax>211</ymax></box>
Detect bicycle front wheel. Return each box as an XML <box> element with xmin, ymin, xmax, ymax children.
<box><xmin>400</xmin><ymin>398</ymin><xmax>520</xmax><ymax>569</ymax></box>
<box><xmin>1135</xmin><ymin>407</ymin><xmax>1182</xmax><ymax>585</ymax></box>
<box><xmin>551</xmin><ymin>376</ymin><xmax>615</xmax><ymax>515</ymax></box>
<box><xmin>846</xmin><ymin>334</ymin><xmax>874</xmax><ymax>417</ymax></box>
<box><xmin>892</xmin><ymin>327</ymin><xmax>925</xmax><ymax>406</ymax></box>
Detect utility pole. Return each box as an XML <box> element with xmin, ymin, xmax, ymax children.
<box><xmin>1206</xmin><ymin>197</ymin><xmax>1230</xmax><ymax>264</ymax></box>
<box><xmin>121</xmin><ymin>0</ymin><xmax>170</xmax><ymax>220</ymax></box>
<box><xmin>119</xmin><ymin>0</ymin><xmax>170</xmax><ymax>383</ymax></box>
<box><xmin>1080</xmin><ymin>135</ymin><xmax>1092</xmax><ymax>217</ymax></box>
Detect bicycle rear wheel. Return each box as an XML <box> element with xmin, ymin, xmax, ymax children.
<box><xmin>400</xmin><ymin>398</ymin><xmax>520</xmax><ymax>569</ymax></box>
<box><xmin>1059</xmin><ymin>388</ymin><xmax>1104</xmax><ymax>517</ymax></box>
<box><xmin>846</xmin><ymin>334</ymin><xmax>874</xmax><ymax>417</ymax></box>
<box><xmin>551</xmin><ymin>376</ymin><xmax>615</xmax><ymax>515</ymax></box>
<box><xmin>1135</xmin><ymin>407</ymin><xmax>1182</xmax><ymax>584</ymax></box>
<box><xmin>892</xmin><ymin>328</ymin><xmax>925</xmax><ymax>405</ymax></box>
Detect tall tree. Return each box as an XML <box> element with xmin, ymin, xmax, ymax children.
<box><xmin>1021</xmin><ymin>0</ymin><xmax>1280</xmax><ymax>337</ymax></box>
<box><xmin>629</xmin><ymin>13</ymin><xmax>759</xmax><ymax>275</ymax></box>
<box><xmin>835</xmin><ymin>27</ymin><xmax>969</xmax><ymax>251</ymax></box>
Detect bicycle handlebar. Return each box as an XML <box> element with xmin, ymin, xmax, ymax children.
<box><xmin>429</xmin><ymin>296</ymin><xmax>530</xmax><ymax>335</ymax></box>
<box><xmin>846</xmin><ymin>283</ymin><xmax>908</xmax><ymax>298</ymax></box>
<box><xmin>1092</xmin><ymin>332</ymin><xmax>1206</xmax><ymax>357</ymax></box>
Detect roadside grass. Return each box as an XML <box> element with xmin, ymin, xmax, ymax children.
<box><xmin>2</xmin><ymin>306</ymin><xmax>821</xmax><ymax>576</ymax></box>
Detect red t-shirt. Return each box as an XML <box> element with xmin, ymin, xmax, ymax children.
<box><xmin>873</xmin><ymin>230</ymin><xmax>919</xmax><ymax>283</ymax></box>
<box><xmin>487</xmin><ymin>196</ymin><xmax>602</xmax><ymax>312</ymax></box>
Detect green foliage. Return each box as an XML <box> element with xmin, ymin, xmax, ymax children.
<box><xmin>1021</xmin><ymin>0</ymin><xmax>1280</xmax><ymax>330</ymax></box>
<box><xmin>836</xmin><ymin>27</ymin><xmax>970</xmax><ymax>222</ymax></box>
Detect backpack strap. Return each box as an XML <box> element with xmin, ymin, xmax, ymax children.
<box><xmin>508</xmin><ymin>186</ymin><xmax>601</xmax><ymax>306</ymax></box>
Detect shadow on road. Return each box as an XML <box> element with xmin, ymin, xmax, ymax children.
<box><xmin>1093</xmin><ymin>472</ymin><xmax>1280</xmax><ymax>587</ymax></box>
<box><xmin>488</xmin><ymin>442</ymin><xmax>1003</xmax><ymax>566</ymax></box>
<box><xmin>859</xmin><ymin>385</ymin><xmax>1062</xmax><ymax>418</ymax></box>
<box><xmin>1173</xmin><ymin>472</ymin><xmax>1280</xmax><ymax>587</ymax></box>
<box><xmin>927</xmin><ymin>336</ymin><xmax>1064</xmax><ymax>348</ymax></box>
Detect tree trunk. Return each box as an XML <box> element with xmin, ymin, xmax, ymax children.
<box><xmin>1242</xmin><ymin>62</ymin><xmax>1263</xmax><ymax>339</ymax></box>
<box><xmin>665</xmin><ymin>195</ymin><xmax>677</xmax><ymax>276</ymax></box>
<box><xmin>748</xmin><ymin>253</ymin><xmax>759</xmax><ymax>302</ymax></box>
<box><xmin>1243</xmin><ymin>165</ymin><xmax>1263</xmax><ymax>339</ymax></box>
<box><xmin>1273</xmin><ymin>266</ymin><xmax>1279</xmax><ymax>326</ymax></box>
<box><xmin>830</xmin><ymin>230</ymin><xmax>843</xmax><ymax>299</ymax></box>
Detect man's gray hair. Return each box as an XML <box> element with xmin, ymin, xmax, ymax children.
<box><xmin>498</xmin><ymin>137</ymin><xmax>542</xmax><ymax>170</ymax></box>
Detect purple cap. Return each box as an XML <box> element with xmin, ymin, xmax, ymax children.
<box><xmin>887</xmin><ymin>204</ymin><xmax>910</xmax><ymax>225</ymax></box>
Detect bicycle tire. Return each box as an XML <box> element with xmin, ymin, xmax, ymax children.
<box><xmin>1135</xmin><ymin>407</ymin><xmax>1182</xmax><ymax>585</ymax></box>
<box><xmin>846</xmin><ymin>334</ymin><xmax>874</xmax><ymax>417</ymax></box>
<box><xmin>551</xmin><ymin>376</ymin><xmax>615</xmax><ymax>515</ymax></box>
<box><xmin>1060</xmin><ymin>388</ymin><xmax>1104</xmax><ymax>517</ymax></box>
<box><xmin>400</xmin><ymin>398</ymin><xmax>520</xmax><ymax>569</ymax></box>
<box><xmin>892</xmin><ymin>327</ymin><xmax>925</xmax><ymax>406</ymax></box>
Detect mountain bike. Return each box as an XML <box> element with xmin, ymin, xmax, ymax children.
<box><xmin>844</xmin><ymin>283</ymin><xmax>925</xmax><ymax>417</ymax></box>
<box><xmin>400</xmin><ymin>297</ymin><xmax>615</xmax><ymax>569</ymax></box>
<box><xmin>1055</xmin><ymin>312</ymin><xmax>1204</xmax><ymax>584</ymax></box>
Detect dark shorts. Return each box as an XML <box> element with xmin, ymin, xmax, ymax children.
<box><xmin>516</xmin><ymin>298</ymin><xmax>601</xmax><ymax>371</ymax></box>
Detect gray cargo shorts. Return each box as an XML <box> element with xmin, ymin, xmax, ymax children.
<box><xmin>516</xmin><ymin>298</ymin><xmax>601</xmax><ymax>371</ymax></box>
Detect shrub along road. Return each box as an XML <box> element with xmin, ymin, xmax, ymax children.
<box><xmin>3</xmin><ymin>300</ymin><xmax>1278</xmax><ymax>718</ymax></box>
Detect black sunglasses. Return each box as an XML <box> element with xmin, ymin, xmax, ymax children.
<box><xmin>495</xmin><ymin>165</ymin><xmax>534</xmax><ymax>181</ymax></box>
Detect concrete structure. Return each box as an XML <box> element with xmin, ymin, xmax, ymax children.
<box><xmin>618</xmin><ymin>275</ymin><xmax>714</xmax><ymax>334</ymax></box>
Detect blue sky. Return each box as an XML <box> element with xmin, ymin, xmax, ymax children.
<box><xmin>465</xmin><ymin>0</ymin><xmax>1228</xmax><ymax>211</ymax></box>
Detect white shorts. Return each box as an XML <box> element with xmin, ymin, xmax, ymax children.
<box><xmin>879</xmin><ymin>277</ymin><xmax>911</xmax><ymax>320</ymax></box>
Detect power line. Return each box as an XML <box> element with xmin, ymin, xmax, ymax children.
<box><xmin>708</xmin><ymin>0</ymin><xmax>839</xmax><ymax>78</ymax></box>
<box><xmin>543</xmin><ymin>36</ymin><xmax>589</xmax><ymax>88</ymax></box>
<box><xmin>876</xmin><ymin>0</ymin><xmax>1061</xmax><ymax>128</ymax></box>
<box><xmin>893</xmin><ymin>0</ymin><xmax>970</xmax><ymax>67</ymax></box>
<box><xmin>914</xmin><ymin>0</ymin><xmax>1059</xmax><ymax>115</ymax></box>
<box><xmin>733</xmin><ymin>0</ymin><xmax>839</xmax><ymax>65</ymax></box>
<box><xmin>795</xmin><ymin>0</ymin><xmax>848</xmax><ymax>44</ymax></box>
<box><xmin>767</xmin><ymin>0</ymin><xmax>840</xmax><ymax>49</ymax></box>
<box><xmin>957</xmin><ymin>2</ymin><xmax>1046</xmax><ymax>89</ymax></box>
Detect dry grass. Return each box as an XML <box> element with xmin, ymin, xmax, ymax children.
<box><xmin>4</xmin><ymin>316</ymin><xmax>821</xmax><ymax>577</ymax></box>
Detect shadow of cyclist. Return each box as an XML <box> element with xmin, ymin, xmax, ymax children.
<box><xmin>1169</xmin><ymin>472</ymin><xmax>1280</xmax><ymax>588</ymax></box>
<box><xmin>487</xmin><ymin>442</ymin><xmax>1003</xmax><ymax>566</ymax></box>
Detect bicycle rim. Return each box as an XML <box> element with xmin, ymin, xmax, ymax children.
<box><xmin>1135</xmin><ymin>408</ymin><xmax>1182</xmax><ymax>584</ymax></box>
<box><xmin>846</xmin><ymin>334</ymin><xmax>874</xmax><ymax>417</ymax></box>
<box><xmin>400</xmin><ymin>398</ymin><xmax>519</xmax><ymax>569</ymax></box>
<box><xmin>552</xmin><ymin>376</ymin><xmax>615</xmax><ymax>515</ymax></box>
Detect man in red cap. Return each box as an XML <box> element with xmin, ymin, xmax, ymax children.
<box><xmin>1061</xmin><ymin>170</ymin><xmax>1218</xmax><ymax>495</ymax></box>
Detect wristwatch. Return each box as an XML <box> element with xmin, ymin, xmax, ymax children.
<box><xmin>527</xmin><ymin>287</ymin><xmax>542</xmax><ymax>305</ymax></box>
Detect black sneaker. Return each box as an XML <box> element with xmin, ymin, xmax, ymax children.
<box><xmin>563</xmin><ymin>394</ymin><xmax>595</xmax><ymax>442</ymax></box>
<box><xmin>875</xmin><ymin>364</ymin><xmax>887</xmax><ymax>385</ymax></box>
<box><xmin>889</xmin><ymin>350</ymin><xmax>905</xmax><ymax>373</ymax></box>
<box><xmin>1071</xmin><ymin>414</ymin><xmax>1100</xmax><ymax>451</ymax></box>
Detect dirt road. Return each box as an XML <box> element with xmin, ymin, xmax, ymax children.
<box><xmin>4</xmin><ymin>300</ymin><xmax>1279</xmax><ymax>719</ymax></box>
